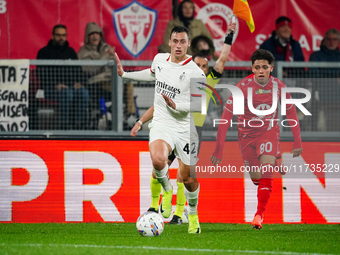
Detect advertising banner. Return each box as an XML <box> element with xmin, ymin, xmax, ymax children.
<box><xmin>0</xmin><ymin>0</ymin><xmax>171</xmax><ymax>61</ymax></box>
<box><xmin>0</xmin><ymin>140</ymin><xmax>339</xmax><ymax>223</ymax></box>
<box><xmin>0</xmin><ymin>0</ymin><xmax>339</xmax><ymax>60</ymax></box>
<box><xmin>0</xmin><ymin>59</ymin><xmax>29</xmax><ymax>131</ymax></box>
<box><xmin>194</xmin><ymin>0</ymin><xmax>340</xmax><ymax>61</ymax></box>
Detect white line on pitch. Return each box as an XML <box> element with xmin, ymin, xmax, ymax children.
<box><xmin>0</xmin><ymin>243</ymin><xmax>335</xmax><ymax>255</ymax></box>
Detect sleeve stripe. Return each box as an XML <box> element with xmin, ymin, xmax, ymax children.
<box><xmin>182</xmin><ymin>57</ymin><xmax>192</xmax><ymax>65</ymax></box>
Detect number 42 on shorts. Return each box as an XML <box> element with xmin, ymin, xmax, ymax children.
<box><xmin>183</xmin><ymin>143</ymin><xmax>197</xmax><ymax>155</ymax></box>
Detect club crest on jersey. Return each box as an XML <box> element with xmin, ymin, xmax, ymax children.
<box><xmin>179</xmin><ymin>72</ymin><xmax>186</xmax><ymax>81</ymax></box>
<box><xmin>113</xmin><ymin>1</ymin><xmax>157</xmax><ymax>58</ymax></box>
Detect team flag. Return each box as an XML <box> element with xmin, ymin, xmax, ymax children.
<box><xmin>233</xmin><ymin>0</ymin><xmax>255</xmax><ymax>33</ymax></box>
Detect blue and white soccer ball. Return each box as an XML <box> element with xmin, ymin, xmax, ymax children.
<box><xmin>136</xmin><ymin>212</ymin><xmax>164</xmax><ymax>237</ymax></box>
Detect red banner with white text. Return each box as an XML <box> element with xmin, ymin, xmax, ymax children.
<box><xmin>0</xmin><ymin>0</ymin><xmax>172</xmax><ymax>60</ymax></box>
<box><xmin>0</xmin><ymin>140</ymin><xmax>339</xmax><ymax>224</ymax></box>
<box><xmin>0</xmin><ymin>0</ymin><xmax>339</xmax><ymax>60</ymax></box>
<box><xmin>194</xmin><ymin>0</ymin><xmax>340</xmax><ymax>61</ymax></box>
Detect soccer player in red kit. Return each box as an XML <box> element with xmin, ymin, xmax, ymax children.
<box><xmin>210</xmin><ymin>49</ymin><xmax>302</xmax><ymax>230</ymax></box>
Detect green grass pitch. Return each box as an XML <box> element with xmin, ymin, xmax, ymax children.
<box><xmin>0</xmin><ymin>223</ymin><xmax>339</xmax><ymax>255</ymax></box>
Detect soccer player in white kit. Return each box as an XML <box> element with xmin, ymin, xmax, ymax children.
<box><xmin>115</xmin><ymin>26</ymin><xmax>205</xmax><ymax>233</ymax></box>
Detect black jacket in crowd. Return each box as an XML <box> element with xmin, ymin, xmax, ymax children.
<box><xmin>36</xmin><ymin>40</ymin><xmax>84</xmax><ymax>90</ymax></box>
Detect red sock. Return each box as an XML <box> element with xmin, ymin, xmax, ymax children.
<box><xmin>256</xmin><ymin>164</ymin><xmax>274</xmax><ymax>217</ymax></box>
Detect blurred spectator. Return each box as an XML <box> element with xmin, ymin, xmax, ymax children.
<box><xmin>309</xmin><ymin>28</ymin><xmax>340</xmax><ymax>65</ymax></box>
<box><xmin>260</xmin><ymin>16</ymin><xmax>304</xmax><ymax>62</ymax></box>
<box><xmin>36</xmin><ymin>24</ymin><xmax>89</xmax><ymax>130</ymax></box>
<box><xmin>78</xmin><ymin>22</ymin><xmax>115</xmax><ymax>101</ymax></box>
<box><xmin>309</xmin><ymin>28</ymin><xmax>340</xmax><ymax>131</ymax></box>
<box><xmin>78</xmin><ymin>22</ymin><xmax>115</xmax><ymax>129</ymax></box>
<box><xmin>191</xmin><ymin>35</ymin><xmax>216</xmax><ymax>60</ymax></box>
<box><xmin>77</xmin><ymin>22</ymin><xmax>136</xmax><ymax>129</ymax></box>
<box><xmin>158</xmin><ymin>0</ymin><xmax>213</xmax><ymax>55</ymax></box>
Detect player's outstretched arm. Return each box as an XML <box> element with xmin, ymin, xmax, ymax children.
<box><xmin>130</xmin><ymin>106</ymin><xmax>154</xmax><ymax>137</ymax></box>
<box><xmin>115</xmin><ymin>53</ymin><xmax>124</xmax><ymax>76</ymax></box>
<box><xmin>115</xmin><ymin>52</ymin><xmax>155</xmax><ymax>81</ymax></box>
<box><xmin>213</xmin><ymin>19</ymin><xmax>236</xmax><ymax>74</ymax></box>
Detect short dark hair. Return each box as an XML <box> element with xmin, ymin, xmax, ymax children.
<box><xmin>169</xmin><ymin>26</ymin><xmax>190</xmax><ymax>40</ymax></box>
<box><xmin>325</xmin><ymin>28</ymin><xmax>340</xmax><ymax>40</ymax></box>
<box><xmin>52</xmin><ymin>24</ymin><xmax>67</xmax><ymax>35</ymax></box>
<box><xmin>192</xmin><ymin>53</ymin><xmax>208</xmax><ymax>62</ymax></box>
<box><xmin>250</xmin><ymin>49</ymin><xmax>275</xmax><ymax>64</ymax></box>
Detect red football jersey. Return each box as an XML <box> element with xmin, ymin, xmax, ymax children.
<box><xmin>225</xmin><ymin>74</ymin><xmax>293</xmax><ymax>137</ymax></box>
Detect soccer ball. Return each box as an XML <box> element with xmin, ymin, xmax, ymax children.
<box><xmin>136</xmin><ymin>212</ymin><xmax>164</xmax><ymax>237</ymax></box>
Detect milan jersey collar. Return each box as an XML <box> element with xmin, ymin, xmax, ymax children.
<box><xmin>166</xmin><ymin>55</ymin><xmax>192</xmax><ymax>65</ymax></box>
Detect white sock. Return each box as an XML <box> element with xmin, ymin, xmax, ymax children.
<box><xmin>184</xmin><ymin>184</ymin><xmax>200</xmax><ymax>215</ymax></box>
<box><xmin>153</xmin><ymin>164</ymin><xmax>172</xmax><ymax>192</ymax></box>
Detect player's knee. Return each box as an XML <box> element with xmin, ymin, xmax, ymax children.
<box><xmin>150</xmin><ymin>153</ymin><xmax>167</xmax><ymax>170</ymax></box>
<box><xmin>183</xmin><ymin>176</ymin><xmax>195</xmax><ymax>186</ymax></box>
<box><xmin>183</xmin><ymin>177</ymin><xmax>199</xmax><ymax>192</ymax></box>
<box><xmin>180</xmin><ymin>170</ymin><xmax>192</xmax><ymax>183</ymax></box>
<box><xmin>152</xmin><ymin>160</ymin><xmax>167</xmax><ymax>171</ymax></box>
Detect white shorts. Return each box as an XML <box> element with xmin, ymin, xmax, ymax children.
<box><xmin>148</xmin><ymin>123</ymin><xmax>199</xmax><ymax>166</ymax></box>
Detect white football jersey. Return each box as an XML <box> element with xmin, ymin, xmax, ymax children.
<box><xmin>150</xmin><ymin>53</ymin><xmax>206</xmax><ymax>132</ymax></box>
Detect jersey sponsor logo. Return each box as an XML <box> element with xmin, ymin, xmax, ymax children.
<box><xmin>255</xmin><ymin>89</ymin><xmax>271</xmax><ymax>94</ymax></box>
<box><xmin>196</xmin><ymin>3</ymin><xmax>239</xmax><ymax>52</ymax></box>
<box><xmin>155</xmin><ymin>80</ymin><xmax>180</xmax><ymax>99</ymax></box>
<box><xmin>113</xmin><ymin>1</ymin><xmax>157</xmax><ymax>58</ymax></box>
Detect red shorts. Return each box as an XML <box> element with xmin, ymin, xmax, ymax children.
<box><xmin>238</xmin><ymin>130</ymin><xmax>280</xmax><ymax>167</ymax></box>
